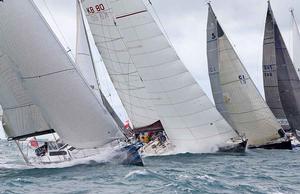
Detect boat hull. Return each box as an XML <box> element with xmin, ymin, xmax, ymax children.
<box><xmin>248</xmin><ymin>140</ymin><xmax>292</xmax><ymax>150</ymax></box>
<box><xmin>114</xmin><ymin>143</ymin><xmax>144</xmax><ymax>166</ymax></box>
<box><xmin>218</xmin><ymin>139</ymin><xmax>248</xmax><ymax>153</ymax></box>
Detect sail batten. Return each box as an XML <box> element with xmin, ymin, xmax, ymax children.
<box><xmin>0</xmin><ymin>50</ymin><xmax>52</xmax><ymax>139</ymax></box>
<box><xmin>207</xmin><ymin>4</ymin><xmax>282</xmax><ymax>145</ymax></box>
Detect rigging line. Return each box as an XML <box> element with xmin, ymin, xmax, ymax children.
<box><xmin>143</xmin><ymin>0</ymin><xmax>176</xmax><ymax>51</ymax></box>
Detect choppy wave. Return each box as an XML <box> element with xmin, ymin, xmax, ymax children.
<box><xmin>1</xmin><ymin>140</ymin><xmax>300</xmax><ymax>193</ymax></box>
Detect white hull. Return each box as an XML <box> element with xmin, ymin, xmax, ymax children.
<box><xmin>17</xmin><ymin>140</ymin><xmax>143</xmax><ymax>166</ymax></box>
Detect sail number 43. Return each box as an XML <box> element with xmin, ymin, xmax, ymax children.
<box><xmin>86</xmin><ymin>4</ymin><xmax>105</xmax><ymax>14</ymax></box>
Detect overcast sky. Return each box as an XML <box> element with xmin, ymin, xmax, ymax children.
<box><xmin>1</xmin><ymin>0</ymin><xmax>300</xmax><ymax>138</ymax></box>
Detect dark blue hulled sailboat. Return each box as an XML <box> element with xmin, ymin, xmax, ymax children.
<box><xmin>263</xmin><ymin>2</ymin><xmax>300</xmax><ymax>147</ymax></box>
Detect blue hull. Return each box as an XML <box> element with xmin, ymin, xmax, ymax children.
<box><xmin>115</xmin><ymin>143</ymin><xmax>144</xmax><ymax>166</ymax></box>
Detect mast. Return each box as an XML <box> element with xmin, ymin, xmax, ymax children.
<box><xmin>76</xmin><ymin>0</ymin><xmax>124</xmax><ymax>130</ymax></box>
<box><xmin>207</xmin><ymin>3</ymin><xmax>283</xmax><ymax>146</ymax></box>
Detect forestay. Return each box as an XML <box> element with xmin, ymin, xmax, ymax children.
<box><xmin>264</xmin><ymin>3</ymin><xmax>300</xmax><ymax>131</ymax></box>
<box><xmin>82</xmin><ymin>0</ymin><xmax>237</xmax><ymax>153</ymax></box>
<box><xmin>292</xmin><ymin>10</ymin><xmax>300</xmax><ymax>78</ymax></box>
<box><xmin>0</xmin><ymin>50</ymin><xmax>52</xmax><ymax>139</ymax></box>
<box><xmin>207</xmin><ymin>4</ymin><xmax>281</xmax><ymax>146</ymax></box>
<box><xmin>0</xmin><ymin>0</ymin><xmax>123</xmax><ymax>148</ymax></box>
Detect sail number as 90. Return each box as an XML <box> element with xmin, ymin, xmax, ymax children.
<box><xmin>86</xmin><ymin>4</ymin><xmax>105</xmax><ymax>14</ymax></box>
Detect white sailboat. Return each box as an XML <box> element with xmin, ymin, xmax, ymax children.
<box><xmin>81</xmin><ymin>0</ymin><xmax>246</xmax><ymax>154</ymax></box>
<box><xmin>206</xmin><ymin>3</ymin><xmax>291</xmax><ymax>149</ymax></box>
<box><xmin>0</xmin><ymin>0</ymin><xmax>143</xmax><ymax>166</ymax></box>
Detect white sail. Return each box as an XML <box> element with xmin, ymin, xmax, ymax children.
<box><xmin>81</xmin><ymin>0</ymin><xmax>159</xmax><ymax>129</ymax></box>
<box><xmin>0</xmin><ymin>51</ymin><xmax>52</xmax><ymax>139</ymax></box>
<box><xmin>82</xmin><ymin>0</ymin><xmax>237</xmax><ymax>153</ymax></box>
<box><xmin>76</xmin><ymin>1</ymin><xmax>125</xmax><ymax>131</ymax></box>
<box><xmin>75</xmin><ymin>1</ymin><xmax>99</xmax><ymax>93</ymax></box>
<box><xmin>292</xmin><ymin>10</ymin><xmax>300</xmax><ymax>78</ymax></box>
<box><xmin>0</xmin><ymin>0</ymin><xmax>123</xmax><ymax>148</ymax></box>
<box><xmin>207</xmin><ymin>4</ymin><xmax>282</xmax><ymax>146</ymax></box>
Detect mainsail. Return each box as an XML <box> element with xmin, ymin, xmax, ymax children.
<box><xmin>0</xmin><ymin>0</ymin><xmax>123</xmax><ymax>149</ymax></box>
<box><xmin>291</xmin><ymin>10</ymin><xmax>300</xmax><ymax>78</ymax></box>
<box><xmin>82</xmin><ymin>0</ymin><xmax>238</xmax><ymax>153</ymax></box>
<box><xmin>207</xmin><ymin>4</ymin><xmax>282</xmax><ymax>146</ymax></box>
<box><xmin>263</xmin><ymin>2</ymin><xmax>300</xmax><ymax>131</ymax></box>
<box><xmin>0</xmin><ymin>50</ymin><xmax>54</xmax><ymax>140</ymax></box>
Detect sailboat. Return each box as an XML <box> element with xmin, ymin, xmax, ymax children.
<box><xmin>81</xmin><ymin>0</ymin><xmax>247</xmax><ymax>154</ymax></box>
<box><xmin>206</xmin><ymin>3</ymin><xmax>291</xmax><ymax>149</ymax></box>
<box><xmin>0</xmin><ymin>0</ymin><xmax>143</xmax><ymax>166</ymax></box>
<box><xmin>263</xmin><ymin>1</ymin><xmax>300</xmax><ymax>141</ymax></box>
<box><xmin>290</xmin><ymin>9</ymin><xmax>300</xmax><ymax>144</ymax></box>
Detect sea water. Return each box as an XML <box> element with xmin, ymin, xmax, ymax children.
<box><xmin>0</xmin><ymin>140</ymin><xmax>300</xmax><ymax>194</ymax></box>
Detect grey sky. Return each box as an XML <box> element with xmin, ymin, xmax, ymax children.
<box><xmin>1</xmin><ymin>0</ymin><xmax>300</xmax><ymax>138</ymax></box>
